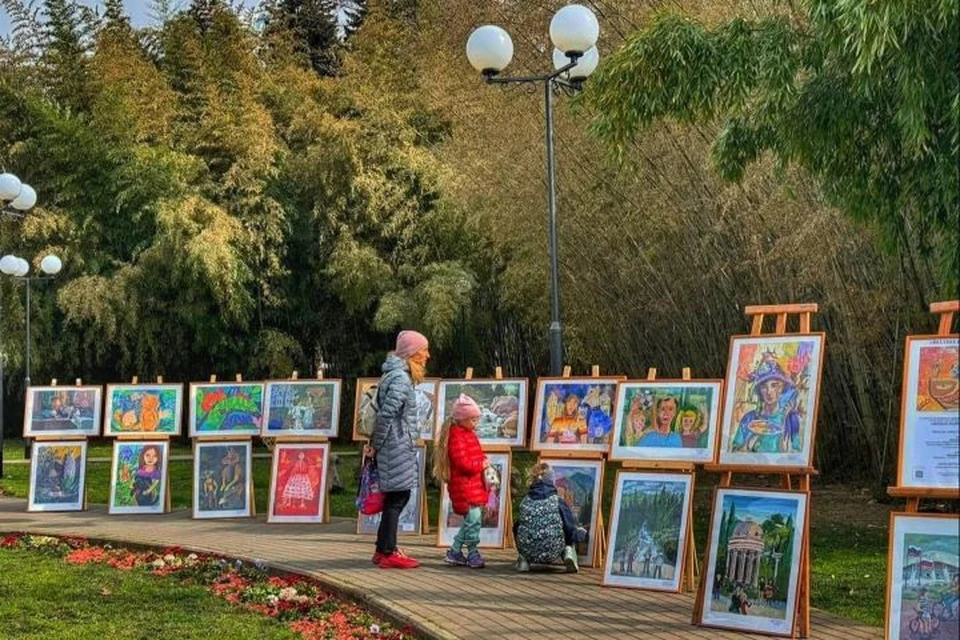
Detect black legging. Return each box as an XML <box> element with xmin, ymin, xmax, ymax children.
<box><xmin>376</xmin><ymin>489</ymin><xmax>411</xmax><ymax>554</ymax></box>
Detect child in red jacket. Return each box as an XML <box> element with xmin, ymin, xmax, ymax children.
<box><xmin>432</xmin><ymin>394</ymin><xmax>489</xmax><ymax>568</ymax></box>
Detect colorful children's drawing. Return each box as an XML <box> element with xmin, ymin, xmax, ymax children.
<box><xmin>698</xmin><ymin>488</ymin><xmax>808</xmax><ymax>637</ymax></box>
<box><xmin>886</xmin><ymin>513</ymin><xmax>960</xmax><ymax>640</ymax></box>
<box><xmin>263</xmin><ymin>381</ymin><xmax>341</xmax><ymax>437</ymax></box>
<box><xmin>189</xmin><ymin>383</ymin><xmax>264</xmax><ymax>436</ymax></box>
<box><xmin>109</xmin><ymin>441</ymin><xmax>168</xmax><ymax>514</ymax></box>
<box><xmin>532</xmin><ymin>377</ymin><xmax>621</xmax><ymax>453</ymax></box>
<box><xmin>23</xmin><ymin>386</ymin><xmax>102</xmax><ymax>437</ymax></box>
<box><xmin>547</xmin><ymin>459</ymin><xmax>604</xmax><ymax>564</ymax></box>
<box><xmin>193</xmin><ymin>441</ymin><xmax>252</xmax><ymax>518</ymax></box>
<box><xmin>603</xmin><ymin>472</ymin><xmax>694</xmax><ymax>591</ymax></box>
<box><xmin>438</xmin><ymin>452</ymin><xmax>510</xmax><ymax>548</ymax></box>
<box><xmin>352</xmin><ymin>377</ymin><xmax>438</xmax><ymax>441</ymax></box>
<box><xmin>436</xmin><ymin>379</ymin><xmax>527</xmax><ymax>446</ymax></box>
<box><xmin>267</xmin><ymin>443</ymin><xmax>329</xmax><ymax>523</ymax></box>
<box><xmin>358</xmin><ymin>447</ymin><xmax>425</xmax><ymax>535</ymax></box>
<box><xmin>611</xmin><ymin>381</ymin><xmax>722</xmax><ymax>463</ymax></box>
<box><xmin>104</xmin><ymin>384</ymin><xmax>182</xmax><ymax>436</ymax></box>
<box><xmin>718</xmin><ymin>335</ymin><xmax>824</xmax><ymax>467</ymax></box>
<box><xmin>914</xmin><ymin>342</ymin><xmax>959</xmax><ymax>413</ymax></box>
<box><xmin>27</xmin><ymin>441</ymin><xmax>87</xmax><ymax>512</ymax></box>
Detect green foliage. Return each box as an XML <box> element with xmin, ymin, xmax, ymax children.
<box><xmin>586</xmin><ymin>1</ymin><xmax>959</xmax><ymax>295</ymax></box>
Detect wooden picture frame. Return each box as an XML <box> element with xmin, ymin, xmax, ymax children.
<box><xmin>23</xmin><ymin>385</ymin><xmax>102</xmax><ymax>438</ymax></box>
<box><xmin>103</xmin><ymin>383</ymin><xmax>183</xmax><ymax>437</ymax></box>
<box><xmin>266</xmin><ymin>442</ymin><xmax>330</xmax><ymax>523</ymax></box>
<box><xmin>610</xmin><ymin>379</ymin><xmax>723</xmax><ymax>463</ymax></box>
<box><xmin>437</xmin><ymin>451</ymin><xmax>511</xmax><ymax>549</ymax></box>
<box><xmin>351</xmin><ymin>377</ymin><xmax>439</xmax><ymax>442</ymax></box>
<box><xmin>602</xmin><ymin>470</ymin><xmax>695</xmax><ymax>592</ymax></box>
<box><xmin>262</xmin><ymin>379</ymin><xmax>341</xmax><ymax>438</ymax></box>
<box><xmin>538</xmin><ymin>457</ymin><xmax>605</xmax><ymax>566</ymax></box>
<box><xmin>188</xmin><ymin>382</ymin><xmax>264</xmax><ymax>437</ymax></box>
<box><xmin>192</xmin><ymin>440</ymin><xmax>253</xmax><ymax>518</ymax></box>
<box><xmin>531</xmin><ymin>376</ymin><xmax>622</xmax><ymax>454</ymax></box>
<box><xmin>895</xmin><ymin>335</ymin><xmax>959</xmax><ymax>490</ymax></box>
<box><xmin>696</xmin><ymin>486</ymin><xmax>809</xmax><ymax>637</ymax></box>
<box><xmin>717</xmin><ymin>334</ymin><xmax>825</xmax><ymax>468</ymax></box>
<box><xmin>27</xmin><ymin>440</ymin><xmax>87</xmax><ymax>512</ymax></box>
<box><xmin>357</xmin><ymin>445</ymin><xmax>427</xmax><ymax>535</ymax></box>
<box><xmin>108</xmin><ymin>440</ymin><xmax>169</xmax><ymax>514</ymax></box>
<box><xmin>885</xmin><ymin>512</ymin><xmax>960</xmax><ymax>640</ymax></box>
<box><xmin>435</xmin><ymin>378</ymin><xmax>528</xmax><ymax>447</ymax></box>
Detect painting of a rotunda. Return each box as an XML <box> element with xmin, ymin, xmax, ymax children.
<box><xmin>726</xmin><ymin>519</ymin><xmax>765</xmax><ymax>586</ymax></box>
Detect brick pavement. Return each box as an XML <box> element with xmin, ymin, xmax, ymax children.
<box><xmin>0</xmin><ymin>498</ymin><xmax>881</xmax><ymax>639</ymax></box>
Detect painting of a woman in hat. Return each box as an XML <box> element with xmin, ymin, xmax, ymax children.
<box><xmin>732</xmin><ymin>352</ymin><xmax>802</xmax><ymax>454</ymax></box>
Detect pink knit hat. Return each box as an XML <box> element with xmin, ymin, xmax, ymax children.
<box><xmin>452</xmin><ymin>394</ymin><xmax>482</xmax><ymax>422</ymax></box>
<box><xmin>394</xmin><ymin>330</ymin><xmax>429</xmax><ymax>359</ymax></box>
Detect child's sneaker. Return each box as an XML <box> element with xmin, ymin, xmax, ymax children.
<box><xmin>467</xmin><ymin>549</ymin><xmax>485</xmax><ymax>569</ymax></box>
<box><xmin>444</xmin><ymin>549</ymin><xmax>468</xmax><ymax>566</ymax></box>
<box><xmin>562</xmin><ymin>546</ymin><xmax>579</xmax><ymax>573</ymax></box>
<box><xmin>515</xmin><ymin>555</ymin><xmax>530</xmax><ymax>572</ymax></box>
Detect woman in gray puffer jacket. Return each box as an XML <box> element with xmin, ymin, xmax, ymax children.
<box><xmin>369</xmin><ymin>330</ymin><xmax>430</xmax><ymax>569</ymax></box>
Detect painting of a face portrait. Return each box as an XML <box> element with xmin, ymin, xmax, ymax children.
<box><xmin>358</xmin><ymin>447</ymin><xmax>425</xmax><ymax>535</ymax></box>
<box><xmin>28</xmin><ymin>441</ymin><xmax>87</xmax><ymax>512</ymax></box>
<box><xmin>532</xmin><ymin>378</ymin><xmax>621</xmax><ymax>453</ymax></box>
<box><xmin>699</xmin><ymin>488</ymin><xmax>808</xmax><ymax>637</ymax></box>
<box><xmin>189</xmin><ymin>383</ymin><xmax>264</xmax><ymax>436</ymax></box>
<box><xmin>438</xmin><ymin>453</ymin><xmax>509</xmax><ymax>548</ymax></box>
<box><xmin>603</xmin><ymin>472</ymin><xmax>694</xmax><ymax>592</ymax></box>
<box><xmin>109</xmin><ymin>441</ymin><xmax>169</xmax><ymax>514</ymax></box>
<box><xmin>23</xmin><ymin>386</ymin><xmax>102</xmax><ymax>437</ymax></box>
<box><xmin>267</xmin><ymin>443</ymin><xmax>329</xmax><ymax>523</ymax></box>
<box><xmin>547</xmin><ymin>459</ymin><xmax>604</xmax><ymax>565</ymax></box>
<box><xmin>718</xmin><ymin>335</ymin><xmax>824</xmax><ymax>467</ymax></box>
<box><xmin>436</xmin><ymin>379</ymin><xmax>527</xmax><ymax>446</ymax></box>
<box><xmin>263</xmin><ymin>381</ymin><xmax>341</xmax><ymax>438</ymax></box>
<box><xmin>611</xmin><ymin>381</ymin><xmax>722</xmax><ymax>463</ymax></box>
<box><xmin>886</xmin><ymin>513</ymin><xmax>960</xmax><ymax>640</ymax></box>
<box><xmin>353</xmin><ymin>378</ymin><xmax>438</xmax><ymax>441</ymax></box>
<box><xmin>913</xmin><ymin>341</ymin><xmax>959</xmax><ymax>413</ymax></box>
<box><xmin>193</xmin><ymin>442</ymin><xmax>252</xmax><ymax>518</ymax></box>
<box><xmin>104</xmin><ymin>384</ymin><xmax>182</xmax><ymax>436</ymax></box>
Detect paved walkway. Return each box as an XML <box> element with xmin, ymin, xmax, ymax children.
<box><xmin>0</xmin><ymin>498</ymin><xmax>881</xmax><ymax>639</ymax></box>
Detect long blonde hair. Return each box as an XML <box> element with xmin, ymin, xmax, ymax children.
<box><xmin>407</xmin><ymin>358</ymin><xmax>426</xmax><ymax>385</ymax></box>
<box><xmin>432</xmin><ymin>417</ymin><xmax>453</xmax><ymax>483</ymax></box>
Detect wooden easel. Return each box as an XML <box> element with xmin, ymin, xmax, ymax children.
<box><xmin>697</xmin><ymin>303</ymin><xmax>820</xmax><ymax>639</ymax></box>
<box><xmin>604</xmin><ymin>366</ymin><xmax>700</xmax><ymax>593</ymax></box>
<box><xmin>887</xmin><ymin>300</ymin><xmax>960</xmax><ymax>511</ymax></box>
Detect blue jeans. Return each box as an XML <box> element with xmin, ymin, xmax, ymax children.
<box><xmin>451</xmin><ymin>507</ymin><xmax>482</xmax><ymax>554</ymax></box>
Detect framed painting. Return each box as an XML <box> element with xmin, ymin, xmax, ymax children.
<box><xmin>897</xmin><ymin>335</ymin><xmax>959</xmax><ymax>489</ymax></box>
<box><xmin>698</xmin><ymin>487</ymin><xmax>809</xmax><ymax>637</ymax></box>
<box><xmin>262</xmin><ymin>380</ymin><xmax>341</xmax><ymax>438</ymax></box>
<box><xmin>23</xmin><ymin>386</ymin><xmax>102</xmax><ymax>438</ymax></box>
<box><xmin>188</xmin><ymin>382</ymin><xmax>264</xmax><ymax>436</ymax></box>
<box><xmin>436</xmin><ymin>379</ymin><xmax>528</xmax><ymax>447</ymax></box>
<box><xmin>611</xmin><ymin>380</ymin><xmax>723</xmax><ymax>463</ymax></box>
<box><xmin>531</xmin><ymin>377</ymin><xmax>622</xmax><ymax>453</ymax></box>
<box><xmin>885</xmin><ymin>512</ymin><xmax>960</xmax><ymax>640</ymax></box>
<box><xmin>717</xmin><ymin>334</ymin><xmax>825</xmax><ymax>467</ymax></box>
<box><xmin>267</xmin><ymin>442</ymin><xmax>330</xmax><ymax>523</ymax></box>
<box><xmin>542</xmin><ymin>458</ymin><xmax>605</xmax><ymax>564</ymax></box>
<box><xmin>438</xmin><ymin>452</ymin><xmax>511</xmax><ymax>548</ymax></box>
<box><xmin>603</xmin><ymin>471</ymin><xmax>695</xmax><ymax>592</ymax></box>
<box><xmin>193</xmin><ymin>441</ymin><xmax>253</xmax><ymax>519</ymax></box>
<box><xmin>27</xmin><ymin>441</ymin><xmax>87</xmax><ymax>512</ymax></box>
<box><xmin>108</xmin><ymin>440</ymin><xmax>169</xmax><ymax>514</ymax></box>
<box><xmin>352</xmin><ymin>377</ymin><xmax>438</xmax><ymax>441</ymax></box>
<box><xmin>104</xmin><ymin>384</ymin><xmax>183</xmax><ymax>436</ymax></box>
<box><xmin>358</xmin><ymin>446</ymin><xmax>426</xmax><ymax>535</ymax></box>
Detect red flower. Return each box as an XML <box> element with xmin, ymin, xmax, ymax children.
<box><xmin>66</xmin><ymin>547</ymin><xmax>110</xmax><ymax>565</ymax></box>
<box><xmin>1</xmin><ymin>533</ymin><xmax>23</xmax><ymax>548</ymax></box>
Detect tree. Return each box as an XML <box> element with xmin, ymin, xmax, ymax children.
<box><xmin>265</xmin><ymin>0</ymin><xmax>341</xmax><ymax>76</ymax></box>
<box><xmin>585</xmin><ymin>1</ymin><xmax>959</xmax><ymax>297</ymax></box>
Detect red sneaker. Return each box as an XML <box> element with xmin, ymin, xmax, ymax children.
<box><xmin>372</xmin><ymin>551</ymin><xmax>385</xmax><ymax>565</ymax></box>
<box><xmin>378</xmin><ymin>550</ymin><xmax>420</xmax><ymax>569</ymax></box>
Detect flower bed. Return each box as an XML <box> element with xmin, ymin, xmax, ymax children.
<box><xmin>1</xmin><ymin>532</ymin><xmax>417</xmax><ymax>640</ymax></box>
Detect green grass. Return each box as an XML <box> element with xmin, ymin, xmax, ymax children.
<box><xmin>0</xmin><ymin>547</ymin><xmax>299</xmax><ymax>639</ymax></box>
<box><xmin>808</xmin><ymin>522</ymin><xmax>887</xmax><ymax>626</ymax></box>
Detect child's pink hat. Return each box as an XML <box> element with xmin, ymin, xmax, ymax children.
<box><xmin>452</xmin><ymin>394</ymin><xmax>482</xmax><ymax>421</ymax></box>
<box><xmin>395</xmin><ymin>330</ymin><xmax>429</xmax><ymax>359</ymax></box>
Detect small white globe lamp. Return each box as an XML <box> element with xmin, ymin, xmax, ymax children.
<box><xmin>466</xmin><ymin>25</ymin><xmax>514</xmax><ymax>77</ymax></box>
<box><xmin>549</xmin><ymin>4</ymin><xmax>599</xmax><ymax>58</ymax></box>
<box><xmin>40</xmin><ymin>255</ymin><xmax>62</xmax><ymax>276</ymax></box>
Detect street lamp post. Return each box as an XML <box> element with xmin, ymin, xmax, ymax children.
<box><xmin>466</xmin><ymin>5</ymin><xmax>600</xmax><ymax>375</ymax></box>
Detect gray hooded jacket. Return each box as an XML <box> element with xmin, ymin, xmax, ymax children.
<box><xmin>371</xmin><ymin>354</ymin><xmax>420</xmax><ymax>492</ymax></box>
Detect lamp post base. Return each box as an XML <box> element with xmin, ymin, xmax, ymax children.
<box><xmin>549</xmin><ymin>321</ymin><xmax>564</xmax><ymax>376</ymax></box>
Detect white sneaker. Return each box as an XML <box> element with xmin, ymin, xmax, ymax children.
<box><xmin>516</xmin><ymin>555</ymin><xmax>530</xmax><ymax>572</ymax></box>
<box><xmin>563</xmin><ymin>546</ymin><xmax>579</xmax><ymax>573</ymax></box>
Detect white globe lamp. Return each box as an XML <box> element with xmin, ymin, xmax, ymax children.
<box><xmin>0</xmin><ymin>255</ymin><xmax>19</xmax><ymax>275</ymax></box>
<box><xmin>549</xmin><ymin>5</ymin><xmax>599</xmax><ymax>58</ymax></box>
<box><xmin>40</xmin><ymin>255</ymin><xmax>62</xmax><ymax>275</ymax></box>
<box><xmin>10</xmin><ymin>184</ymin><xmax>36</xmax><ymax>210</ymax></box>
<box><xmin>466</xmin><ymin>25</ymin><xmax>514</xmax><ymax>76</ymax></box>
<box><xmin>552</xmin><ymin>46</ymin><xmax>600</xmax><ymax>80</ymax></box>
<box><xmin>0</xmin><ymin>173</ymin><xmax>22</xmax><ymax>201</ymax></box>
